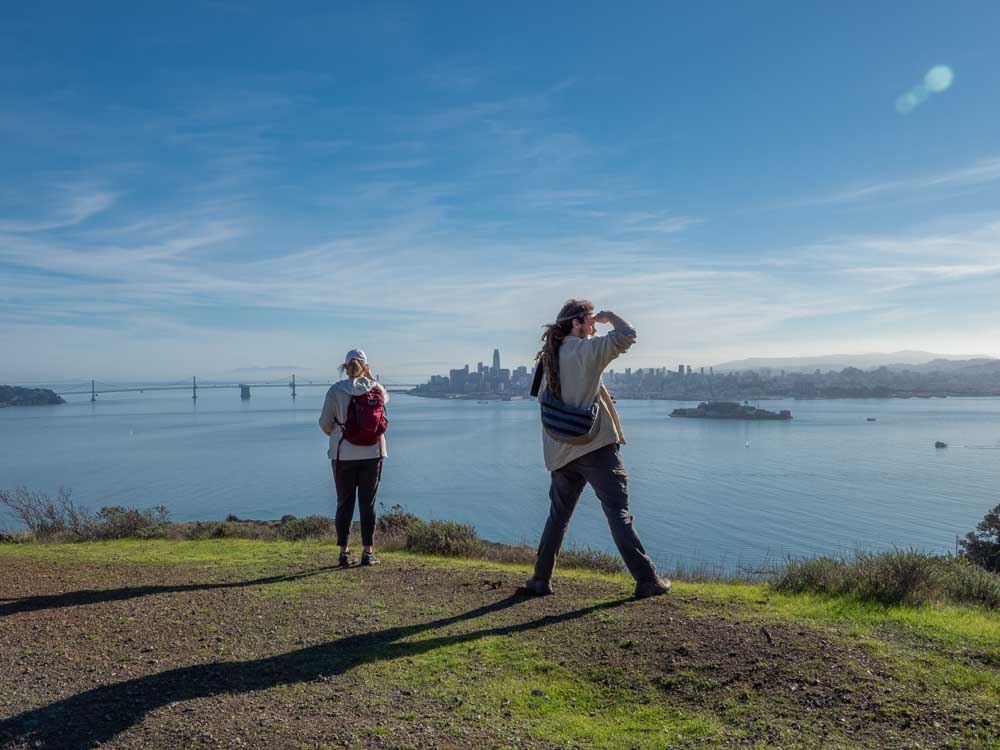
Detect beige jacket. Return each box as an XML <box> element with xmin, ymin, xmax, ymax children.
<box><xmin>540</xmin><ymin>326</ymin><xmax>636</xmax><ymax>471</ymax></box>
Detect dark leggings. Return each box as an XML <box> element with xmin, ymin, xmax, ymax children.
<box><xmin>332</xmin><ymin>458</ymin><xmax>383</xmax><ymax>547</ymax></box>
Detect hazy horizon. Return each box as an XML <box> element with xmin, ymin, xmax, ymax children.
<box><xmin>7</xmin><ymin>349</ymin><xmax>997</xmax><ymax>386</ymax></box>
<box><xmin>3</xmin><ymin>4</ymin><xmax>999</xmax><ymax>381</ymax></box>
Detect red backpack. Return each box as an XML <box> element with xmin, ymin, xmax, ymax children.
<box><xmin>335</xmin><ymin>388</ymin><xmax>388</xmax><ymax>461</ymax></box>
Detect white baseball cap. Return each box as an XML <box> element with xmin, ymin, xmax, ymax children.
<box><xmin>344</xmin><ymin>349</ymin><xmax>368</xmax><ymax>365</ymax></box>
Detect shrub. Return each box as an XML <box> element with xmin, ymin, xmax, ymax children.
<box><xmin>179</xmin><ymin>521</ymin><xmax>278</xmax><ymax>541</ymax></box>
<box><xmin>375</xmin><ymin>504</ymin><xmax>421</xmax><ymax>550</ymax></box>
<box><xmin>0</xmin><ymin>486</ymin><xmax>94</xmax><ymax>540</ymax></box>
<box><xmin>93</xmin><ymin>505</ymin><xmax>170</xmax><ymax>540</ymax></box>
<box><xmin>853</xmin><ymin>549</ymin><xmax>945</xmax><ymax>605</ymax></box>
<box><xmin>775</xmin><ymin>556</ymin><xmax>856</xmax><ymax>595</ymax></box>
<box><xmin>559</xmin><ymin>547</ymin><xmax>624</xmax><ymax>575</ymax></box>
<box><xmin>938</xmin><ymin>557</ymin><xmax>1000</xmax><ymax>609</ymax></box>
<box><xmin>773</xmin><ymin>548</ymin><xmax>1000</xmax><ymax>608</ymax></box>
<box><xmin>279</xmin><ymin>515</ymin><xmax>334</xmax><ymax>541</ymax></box>
<box><xmin>0</xmin><ymin>487</ymin><xmax>173</xmax><ymax>542</ymax></box>
<box><xmin>377</xmin><ymin>504</ymin><xmax>422</xmax><ymax>535</ymax></box>
<box><xmin>960</xmin><ymin>503</ymin><xmax>1000</xmax><ymax>573</ymax></box>
<box><xmin>404</xmin><ymin>519</ymin><xmax>481</xmax><ymax>557</ymax></box>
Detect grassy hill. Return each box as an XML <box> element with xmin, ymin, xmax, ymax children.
<box><xmin>1</xmin><ymin>539</ymin><xmax>998</xmax><ymax>749</ymax></box>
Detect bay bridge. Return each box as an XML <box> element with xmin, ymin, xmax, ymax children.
<box><xmin>55</xmin><ymin>376</ymin><xmax>419</xmax><ymax>402</ymax></box>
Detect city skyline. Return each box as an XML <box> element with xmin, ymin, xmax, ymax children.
<box><xmin>3</xmin><ymin>4</ymin><xmax>1000</xmax><ymax>381</ymax></box>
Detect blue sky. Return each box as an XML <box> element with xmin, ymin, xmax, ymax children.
<box><xmin>2</xmin><ymin>2</ymin><xmax>999</xmax><ymax>381</ymax></box>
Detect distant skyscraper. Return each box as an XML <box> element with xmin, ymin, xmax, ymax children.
<box><xmin>492</xmin><ymin>348</ymin><xmax>501</xmax><ymax>373</ymax></box>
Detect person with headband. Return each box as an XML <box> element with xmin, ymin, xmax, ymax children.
<box><xmin>525</xmin><ymin>299</ymin><xmax>671</xmax><ymax>599</ymax></box>
<box><xmin>319</xmin><ymin>349</ymin><xmax>389</xmax><ymax>567</ymax></box>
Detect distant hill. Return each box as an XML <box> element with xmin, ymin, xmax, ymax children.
<box><xmin>712</xmin><ymin>351</ymin><xmax>995</xmax><ymax>373</ymax></box>
<box><xmin>0</xmin><ymin>385</ymin><xmax>65</xmax><ymax>407</ymax></box>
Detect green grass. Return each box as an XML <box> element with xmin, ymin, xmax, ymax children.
<box><xmin>682</xmin><ymin>582</ymin><xmax>1000</xmax><ymax>649</ymax></box>
<box><xmin>362</xmin><ymin>630</ymin><xmax>722</xmax><ymax>749</ymax></box>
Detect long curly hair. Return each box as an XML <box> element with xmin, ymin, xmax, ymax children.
<box><xmin>536</xmin><ymin>299</ymin><xmax>594</xmax><ymax>400</ymax></box>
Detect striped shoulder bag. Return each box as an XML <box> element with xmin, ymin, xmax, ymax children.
<box><xmin>530</xmin><ymin>362</ymin><xmax>599</xmax><ymax>444</ymax></box>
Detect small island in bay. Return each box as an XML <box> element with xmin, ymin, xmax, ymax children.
<box><xmin>671</xmin><ymin>401</ymin><xmax>792</xmax><ymax>420</ymax></box>
<box><xmin>0</xmin><ymin>385</ymin><xmax>65</xmax><ymax>407</ymax></box>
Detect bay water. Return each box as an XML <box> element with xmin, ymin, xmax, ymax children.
<box><xmin>2</xmin><ymin>387</ymin><xmax>998</xmax><ymax>572</ymax></box>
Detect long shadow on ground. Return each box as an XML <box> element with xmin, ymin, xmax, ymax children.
<box><xmin>0</xmin><ymin>591</ymin><xmax>630</xmax><ymax>749</ymax></box>
<box><xmin>0</xmin><ymin>566</ymin><xmax>345</xmax><ymax>617</ymax></box>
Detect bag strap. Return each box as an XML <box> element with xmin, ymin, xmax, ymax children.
<box><xmin>530</xmin><ymin>361</ymin><xmax>544</xmax><ymax>397</ymax></box>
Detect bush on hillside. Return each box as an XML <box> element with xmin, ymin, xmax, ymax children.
<box><xmin>176</xmin><ymin>520</ymin><xmax>278</xmax><ymax>541</ymax></box>
<box><xmin>404</xmin><ymin>519</ymin><xmax>482</xmax><ymax>557</ymax></box>
<box><xmin>279</xmin><ymin>515</ymin><xmax>334</xmax><ymax>541</ymax></box>
<box><xmin>960</xmin><ymin>504</ymin><xmax>1000</xmax><ymax>573</ymax></box>
<box><xmin>0</xmin><ymin>486</ymin><xmax>93</xmax><ymax>540</ymax></box>
<box><xmin>0</xmin><ymin>486</ymin><xmax>171</xmax><ymax>542</ymax></box>
<box><xmin>377</xmin><ymin>504</ymin><xmax>422</xmax><ymax>535</ymax></box>
<box><xmin>94</xmin><ymin>505</ymin><xmax>170</xmax><ymax>539</ymax></box>
<box><xmin>774</xmin><ymin>548</ymin><xmax>1000</xmax><ymax>608</ymax></box>
<box><xmin>558</xmin><ymin>547</ymin><xmax>624</xmax><ymax>575</ymax></box>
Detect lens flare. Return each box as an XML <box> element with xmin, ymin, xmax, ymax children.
<box><xmin>895</xmin><ymin>93</ymin><xmax>917</xmax><ymax>114</ymax></box>
<box><xmin>896</xmin><ymin>65</ymin><xmax>954</xmax><ymax>114</ymax></box>
<box><xmin>924</xmin><ymin>65</ymin><xmax>954</xmax><ymax>93</ymax></box>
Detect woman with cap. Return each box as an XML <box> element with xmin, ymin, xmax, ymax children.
<box><xmin>319</xmin><ymin>349</ymin><xmax>389</xmax><ymax>567</ymax></box>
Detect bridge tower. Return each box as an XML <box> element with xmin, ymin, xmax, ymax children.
<box><xmin>192</xmin><ymin>376</ymin><xmax>198</xmax><ymax>400</ymax></box>
<box><xmin>291</xmin><ymin>373</ymin><xmax>296</xmax><ymax>399</ymax></box>
<box><xmin>91</xmin><ymin>379</ymin><xmax>96</xmax><ymax>402</ymax></box>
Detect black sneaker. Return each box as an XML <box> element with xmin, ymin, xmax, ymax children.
<box><xmin>361</xmin><ymin>551</ymin><xmax>381</xmax><ymax>566</ymax></box>
<box><xmin>338</xmin><ymin>551</ymin><xmax>354</xmax><ymax>567</ymax></box>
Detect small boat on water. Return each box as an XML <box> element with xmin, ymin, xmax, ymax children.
<box><xmin>935</xmin><ymin>441</ymin><xmax>948</xmax><ymax>449</ymax></box>
<box><xmin>867</xmin><ymin>417</ymin><xmax>876</xmax><ymax>422</ymax></box>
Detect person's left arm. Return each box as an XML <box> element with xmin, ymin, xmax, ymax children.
<box><xmin>318</xmin><ymin>389</ymin><xmax>337</xmax><ymax>435</ymax></box>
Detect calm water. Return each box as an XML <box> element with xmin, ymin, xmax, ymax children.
<box><xmin>2</xmin><ymin>388</ymin><xmax>998</xmax><ymax>570</ymax></box>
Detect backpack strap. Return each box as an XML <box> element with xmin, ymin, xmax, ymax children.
<box><xmin>332</xmin><ymin>400</ymin><xmax>352</xmax><ymax>478</ymax></box>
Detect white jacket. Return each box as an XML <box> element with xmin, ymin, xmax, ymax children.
<box><xmin>318</xmin><ymin>377</ymin><xmax>389</xmax><ymax>460</ymax></box>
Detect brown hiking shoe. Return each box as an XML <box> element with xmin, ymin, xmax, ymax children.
<box><xmin>634</xmin><ymin>577</ymin><xmax>672</xmax><ymax>599</ymax></box>
<box><xmin>523</xmin><ymin>577</ymin><xmax>554</xmax><ymax>596</ymax></box>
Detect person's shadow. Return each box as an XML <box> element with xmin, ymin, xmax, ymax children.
<box><xmin>0</xmin><ymin>566</ymin><xmax>345</xmax><ymax>618</ymax></box>
<box><xmin>0</xmin><ymin>591</ymin><xmax>631</xmax><ymax>749</ymax></box>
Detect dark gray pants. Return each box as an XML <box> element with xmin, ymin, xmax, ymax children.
<box><xmin>534</xmin><ymin>443</ymin><xmax>658</xmax><ymax>583</ymax></box>
<box><xmin>332</xmin><ymin>458</ymin><xmax>382</xmax><ymax>547</ymax></box>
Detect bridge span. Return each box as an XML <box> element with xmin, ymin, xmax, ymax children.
<box><xmin>57</xmin><ymin>377</ymin><xmax>418</xmax><ymax>402</ymax></box>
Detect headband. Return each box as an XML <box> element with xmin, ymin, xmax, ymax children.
<box><xmin>554</xmin><ymin>309</ymin><xmax>593</xmax><ymax>323</ymax></box>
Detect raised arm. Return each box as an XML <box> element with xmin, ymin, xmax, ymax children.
<box><xmin>595</xmin><ymin>310</ymin><xmax>635</xmax><ymax>335</ymax></box>
<box><xmin>588</xmin><ymin>310</ymin><xmax>637</xmax><ymax>369</ymax></box>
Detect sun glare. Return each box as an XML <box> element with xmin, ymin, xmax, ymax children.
<box><xmin>896</xmin><ymin>65</ymin><xmax>954</xmax><ymax>114</ymax></box>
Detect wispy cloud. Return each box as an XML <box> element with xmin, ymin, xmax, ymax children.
<box><xmin>789</xmin><ymin>157</ymin><xmax>1000</xmax><ymax>207</ymax></box>
<box><xmin>618</xmin><ymin>211</ymin><xmax>702</xmax><ymax>235</ymax></box>
<box><xmin>0</xmin><ymin>186</ymin><xmax>117</xmax><ymax>233</ymax></box>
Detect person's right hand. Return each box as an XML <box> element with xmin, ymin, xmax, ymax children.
<box><xmin>594</xmin><ymin>310</ymin><xmax>612</xmax><ymax>324</ymax></box>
